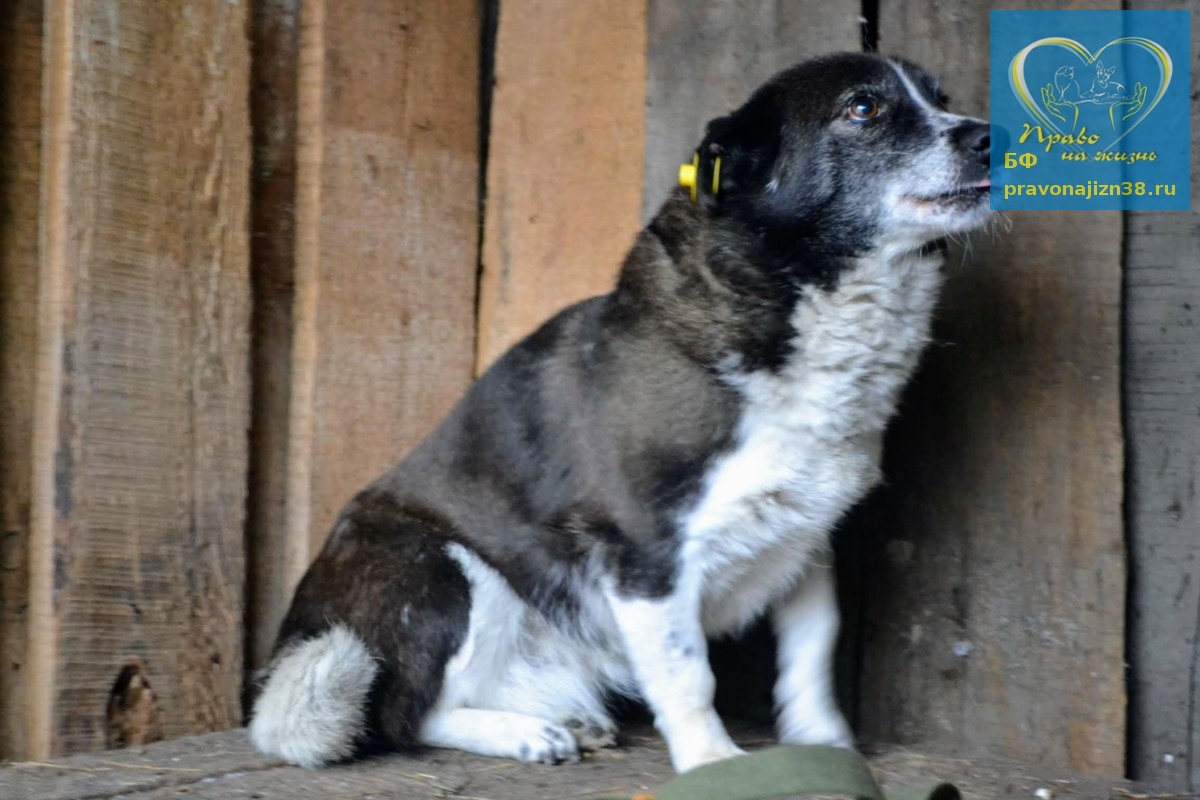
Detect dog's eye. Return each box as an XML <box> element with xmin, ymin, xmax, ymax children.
<box><xmin>847</xmin><ymin>96</ymin><xmax>880</xmax><ymax>121</ymax></box>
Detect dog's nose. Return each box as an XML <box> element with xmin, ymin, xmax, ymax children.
<box><xmin>952</xmin><ymin>121</ymin><xmax>990</xmax><ymax>166</ymax></box>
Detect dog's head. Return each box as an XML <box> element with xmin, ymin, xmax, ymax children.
<box><xmin>694</xmin><ymin>53</ymin><xmax>991</xmax><ymax>257</ymax></box>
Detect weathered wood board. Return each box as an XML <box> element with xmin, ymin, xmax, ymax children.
<box><xmin>0</xmin><ymin>0</ymin><xmax>1180</xmax><ymax>775</ymax></box>
<box><xmin>244</xmin><ymin>0</ymin><xmax>302</xmax><ymax>676</ymax></box>
<box><xmin>644</xmin><ymin>0</ymin><xmax>864</xmax><ymax>218</ymax></box>
<box><xmin>246</xmin><ymin>0</ymin><xmax>482</xmax><ymax>671</ymax></box>
<box><xmin>0</xmin><ymin>726</ymin><xmax>1145</xmax><ymax>800</ymax></box>
<box><xmin>26</xmin><ymin>0</ymin><xmax>252</xmax><ymax>757</ymax></box>
<box><xmin>1123</xmin><ymin>0</ymin><xmax>1200</xmax><ymax>790</ymax></box>
<box><xmin>857</xmin><ymin>0</ymin><xmax>1126</xmax><ymax>776</ymax></box>
<box><xmin>0</xmin><ymin>0</ymin><xmax>43</xmax><ymax>763</ymax></box>
<box><xmin>475</xmin><ymin>0</ymin><xmax>646</xmax><ymax>371</ymax></box>
<box><xmin>643</xmin><ymin>0</ymin><xmax>868</xmax><ymax>729</ymax></box>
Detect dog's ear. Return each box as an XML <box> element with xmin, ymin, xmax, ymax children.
<box><xmin>696</xmin><ymin>90</ymin><xmax>782</xmax><ymax>210</ymax></box>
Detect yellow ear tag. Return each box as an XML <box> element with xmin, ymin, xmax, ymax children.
<box><xmin>711</xmin><ymin>156</ymin><xmax>721</xmax><ymax>196</ymax></box>
<box><xmin>678</xmin><ymin>153</ymin><xmax>700</xmax><ymax>202</ymax></box>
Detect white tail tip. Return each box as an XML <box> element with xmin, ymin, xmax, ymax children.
<box><xmin>249</xmin><ymin>625</ymin><xmax>378</xmax><ymax>768</ymax></box>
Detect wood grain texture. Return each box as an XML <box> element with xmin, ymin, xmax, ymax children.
<box><xmin>283</xmin><ymin>0</ymin><xmax>480</xmax><ymax>595</ymax></box>
<box><xmin>644</xmin><ymin>0</ymin><xmax>863</xmax><ymax>218</ymax></box>
<box><xmin>643</xmin><ymin>0</ymin><xmax>864</xmax><ymax>727</ymax></box>
<box><xmin>1124</xmin><ymin>0</ymin><xmax>1199</xmax><ymax>789</ymax></box>
<box><xmin>856</xmin><ymin>0</ymin><xmax>1125</xmax><ymax>776</ymax></box>
<box><xmin>245</xmin><ymin>0</ymin><xmax>301</xmax><ymax>675</ymax></box>
<box><xmin>29</xmin><ymin>0</ymin><xmax>251</xmax><ymax>757</ymax></box>
<box><xmin>0</xmin><ymin>0</ymin><xmax>43</xmax><ymax>761</ymax></box>
<box><xmin>475</xmin><ymin>0</ymin><xmax>646</xmax><ymax>371</ymax></box>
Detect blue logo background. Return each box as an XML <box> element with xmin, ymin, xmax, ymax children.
<box><xmin>990</xmin><ymin>10</ymin><xmax>1190</xmax><ymax>210</ymax></box>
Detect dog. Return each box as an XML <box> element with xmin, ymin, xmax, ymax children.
<box><xmin>249</xmin><ymin>51</ymin><xmax>992</xmax><ymax>774</ymax></box>
<box><xmin>1084</xmin><ymin>59</ymin><xmax>1127</xmax><ymax>101</ymax></box>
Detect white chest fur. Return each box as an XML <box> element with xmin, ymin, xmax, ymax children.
<box><xmin>680</xmin><ymin>248</ymin><xmax>945</xmax><ymax>635</ymax></box>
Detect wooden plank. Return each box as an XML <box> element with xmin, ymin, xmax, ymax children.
<box><xmin>1124</xmin><ymin>0</ymin><xmax>1200</xmax><ymax>790</ymax></box>
<box><xmin>0</xmin><ymin>726</ymin><xmax>1147</xmax><ymax>800</ymax></box>
<box><xmin>644</xmin><ymin>0</ymin><xmax>863</xmax><ymax>218</ymax></box>
<box><xmin>28</xmin><ymin>0</ymin><xmax>251</xmax><ymax>757</ymax></box>
<box><xmin>475</xmin><ymin>0</ymin><xmax>646</xmax><ymax>371</ymax></box>
<box><xmin>0</xmin><ymin>0</ymin><xmax>43</xmax><ymax>762</ymax></box>
<box><xmin>270</xmin><ymin>0</ymin><xmax>481</xmax><ymax>631</ymax></box>
<box><xmin>244</xmin><ymin>0</ymin><xmax>301</xmax><ymax>676</ymax></box>
<box><xmin>643</xmin><ymin>0</ymin><xmax>865</xmax><ymax>728</ymax></box>
<box><xmin>855</xmin><ymin>0</ymin><xmax>1126</xmax><ymax>776</ymax></box>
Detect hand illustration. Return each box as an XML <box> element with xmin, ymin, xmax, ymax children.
<box><xmin>1041</xmin><ymin>83</ymin><xmax>1079</xmax><ymax>130</ymax></box>
<box><xmin>1110</xmin><ymin>82</ymin><xmax>1148</xmax><ymax>127</ymax></box>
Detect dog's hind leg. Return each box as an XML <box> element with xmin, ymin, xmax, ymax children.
<box><xmin>419</xmin><ymin>708</ymin><xmax>581</xmax><ymax>764</ymax></box>
<box><xmin>250</xmin><ymin>490</ymin><xmax>473</xmax><ymax>766</ymax></box>
<box><xmin>428</xmin><ymin>542</ymin><xmax>620</xmax><ymax>758</ymax></box>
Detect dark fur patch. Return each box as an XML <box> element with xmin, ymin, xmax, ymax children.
<box><xmin>272</xmin><ymin>489</ymin><xmax>470</xmax><ymax>751</ymax></box>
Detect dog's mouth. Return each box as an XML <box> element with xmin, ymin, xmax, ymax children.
<box><xmin>909</xmin><ymin>179</ymin><xmax>990</xmax><ymax>205</ymax></box>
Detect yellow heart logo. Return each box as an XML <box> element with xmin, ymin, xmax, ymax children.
<box><xmin>1009</xmin><ymin>37</ymin><xmax>1172</xmax><ymax>152</ymax></box>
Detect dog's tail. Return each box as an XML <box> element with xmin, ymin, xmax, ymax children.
<box><xmin>248</xmin><ymin>625</ymin><xmax>379</xmax><ymax>768</ymax></box>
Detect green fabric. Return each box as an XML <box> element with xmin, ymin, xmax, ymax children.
<box><xmin>594</xmin><ymin>745</ymin><xmax>962</xmax><ymax>800</ymax></box>
<box><xmin>654</xmin><ymin>746</ymin><xmax>882</xmax><ymax>800</ymax></box>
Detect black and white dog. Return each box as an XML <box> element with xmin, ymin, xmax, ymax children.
<box><xmin>250</xmin><ymin>52</ymin><xmax>991</xmax><ymax>774</ymax></box>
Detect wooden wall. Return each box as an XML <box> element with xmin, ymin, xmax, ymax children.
<box><xmin>856</xmin><ymin>0</ymin><xmax>1126</xmax><ymax>777</ymax></box>
<box><xmin>642</xmin><ymin>1</ymin><xmax>866</xmax><ymax>727</ymax></box>
<box><xmin>476</xmin><ymin>0</ymin><xmax>646</xmax><ymax>371</ymax></box>
<box><xmin>2</xmin><ymin>0</ymin><xmax>252</xmax><ymax>759</ymax></box>
<box><xmin>244</xmin><ymin>0</ymin><xmax>481</xmax><ymax>673</ymax></box>
<box><xmin>1124</xmin><ymin>0</ymin><xmax>1200</xmax><ymax>791</ymax></box>
<box><xmin>643</xmin><ymin>1</ymin><xmax>863</xmax><ymax>219</ymax></box>
<box><xmin>640</xmin><ymin>0</ymin><xmax>1130</xmax><ymax>780</ymax></box>
<box><xmin>0</xmin><ymin>0</ymin><xmax>43</xmax><ymax>761</ymax></box>
<box><xmin>0</xmin><ymin>0</ymin><xmax>1194</xmax><ymax>788</ymax></box>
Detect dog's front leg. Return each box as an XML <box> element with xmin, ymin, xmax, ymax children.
<box><xmin>607</xmin><ymin>581</ymin><xmax>744</xmax><ymax>773</ymax></box>
<box><xmin>772</xmin><ymin>563</ymin><xmax>854</xmax><ymax>747</ymax></box>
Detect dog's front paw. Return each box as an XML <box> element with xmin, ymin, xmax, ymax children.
<box><xmin>778</xmin><ymin>710</ymin><xmax>854</xmax><ymax>749</ymax></box>
<box><xmin>513</xmin><ymin>721</ymin><xmax>581</xmax><ymax>765</ymax></box>
<box><xmin>562</xmin><ymin>715</ymin><xmax>618</xmax><ymax>751</ymax></box>
<box><xmin>672</xmin><ymin>738</ymin><xmax>747</xmax><ymax>773</ymax></box>
<box><xmin>664</xmin><ymin>708</ymin><xmax>747</xmax><ymax>773</ymax></box>
<box><xmin>669</xmin><ymin>719</ymin><xmax>747</xmax><ymax>774</ymax></box>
